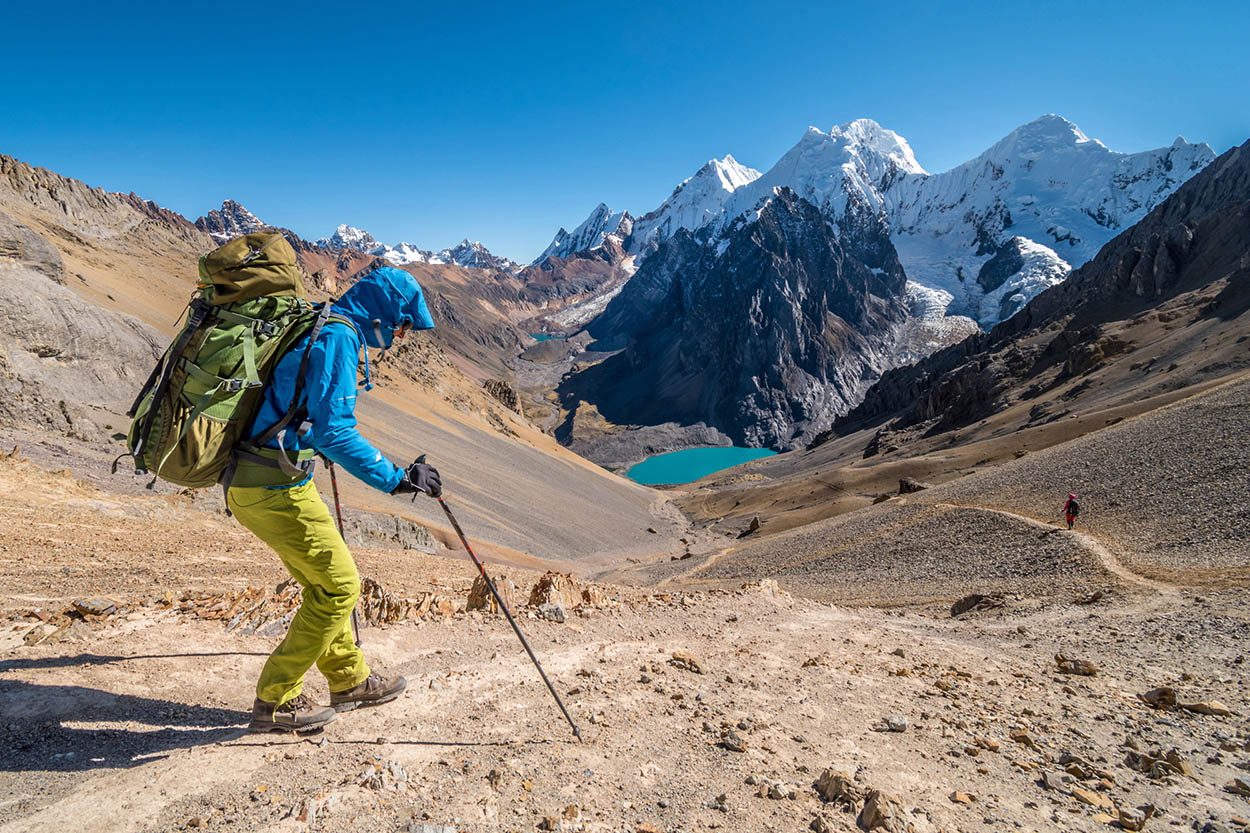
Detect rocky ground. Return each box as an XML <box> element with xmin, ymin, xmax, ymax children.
<box><xmin>2</xmin><ymin>456</ymin><xmax>1249</xmax><ymax>833</ymax></box>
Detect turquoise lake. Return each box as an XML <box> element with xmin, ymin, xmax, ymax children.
<box><xmin>529</xmin><ymin>333</ymin><xmax>564</xmax><ymax>342</ymax></box>
<box><xmin>626</xmin><ymin>446</ymin><xmax>777</xmax><ymax>485</ymax></box>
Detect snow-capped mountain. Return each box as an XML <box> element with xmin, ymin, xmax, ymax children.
<box><xmin>541</xmin><ymin>116</ymin><xmax>1214</xmax><ymax>329</ymax></box>
<box><xmin>382</xmin><ymin>241</ymin><xmax>438</xmax><ymax>265</ymax></box>
<box><xmin>627</xmin><ymin>155</ymin><xmax>760</xmax><ymax>255</ymax></box>
<box><xmin>436</xmin><ymin>239</ymin><xmax>520</xmax><ymax>272</ymax></box>
<box><xmin>710</xmin><ymin>115</ymin><xmax>1213</xmax><ymax>327</ymax></box>
<box><xmin>316</xmin><ymin>223</ymin><xmax>384</xmax><ymax>253</ymax></box>
<box><xmin>194</xmin><ymin>200</ymin><xmax>269</xmax><ymax>243</ymax></box>
<box><xmin>533</xmin><ymin>203</ymin><xmax>633</xmax><ymax>265</ymax></box>
<box><xmin>887</xmin><ymin>115</ymin><xmax>1213</xmax><ymax>325</ymax></box>
<box><xmin>719</xmin><ymin>120</ymin><xmax>924</xmax><ymax>230</ymax></box>
<box><xmin>312</xmin><ymin>224</ymin><xmax>517</xmax><ymax>272</ymax></box>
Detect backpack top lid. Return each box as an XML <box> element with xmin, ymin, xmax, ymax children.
<box><xmin>198</xmin><ymin>232</ymin><xmax>306</xmax><ymax>305</ymax></box>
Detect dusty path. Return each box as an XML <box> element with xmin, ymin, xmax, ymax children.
<box><xmin>3</xmin><ymin>582</ymin><xmax>1249</xmax><ymax>833</ymax></box>
<box><xmin>929</xmin><ymin>503</ymin><xmax>1181</xmax><ymax>596</ymax></box>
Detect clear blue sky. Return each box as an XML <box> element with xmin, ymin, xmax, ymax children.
<box><xmin>3</xmin><ymin>0</ymin><xmax>1246</xmax><ymax>263</ymax></box>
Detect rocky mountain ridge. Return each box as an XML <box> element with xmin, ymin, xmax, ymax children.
<box><xmin>837</xmin><ymin>137</ymin><xmax>1250</xmax><ymax>439</ymax></box>
<box><xmin>532</xmin><ymin>202</ymin><xmax>634</xmax><ymax>265</ymax></box>
<box><xmin>561</xmin><ymin>188</ymin><xmax>910</xmax><ymax>448</ymax></box>
<box><xmin>540</xmin><ymin>116</ymin><xmax>1215</xmax><ymax>330</ymax></box>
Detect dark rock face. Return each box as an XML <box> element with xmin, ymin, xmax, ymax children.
<box><xmin>515</xmin><ymin>237</ymin><xmax>630</xmax><ymax>307</ymax></box>
<box><xmin>839</xmin><ymin>139</ymin><xmax>1250</xmax><ymax>436</ymax></box>
<box><xmin>977</xmin><ymin>238</ymin><xmax>1028</xmax><ymax>293</ymax></box>
<box><xmin>562</xmin><ymin>188</ymin><xmax>909</xmax><ymax>447</ymax></box>
<box><xmin>483</xmin><ymin>379</ymin><xmax>522</xmax><ymax>413</ymax></box>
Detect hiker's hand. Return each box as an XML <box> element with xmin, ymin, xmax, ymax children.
<box><xmin>393</xmin><ymin>458</ymin><xmax>441</xmax><ymax>497</ymax></box>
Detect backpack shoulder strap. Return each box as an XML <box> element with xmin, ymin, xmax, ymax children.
<box><xmin>249</xmin><ymin>301</ymin><xmax>335</xmax><ymax>449</ymax></box>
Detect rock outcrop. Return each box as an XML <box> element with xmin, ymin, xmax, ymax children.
<box><xmin>0</xmin><ymin>211</ymin><xmax>164</xmax><ymax>438</ymax></box>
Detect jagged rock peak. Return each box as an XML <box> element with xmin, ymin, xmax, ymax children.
<box><xmin>435</xmin><ymin>239</ymin><xmax>520</xmax><ymax>272</ymax></box>
<box><xmin>533</xmin><ymin>203</ymin><xmax>634</xmax><ymax>265</ymax></box>
<box><xmin>194</xmin><ymin>200</ymin><xmax>268</xmax><ymax>243</ymax></box>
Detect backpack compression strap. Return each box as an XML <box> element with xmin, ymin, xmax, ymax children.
<box><xmin>126</xmin><ymin>296</ymin><xmax>212</xmax><ymax>472</ymax></box>
<box><xmin>220</xmin><ymin>302</ymin><xmax>338</xmax><ymax>500</ymax></box>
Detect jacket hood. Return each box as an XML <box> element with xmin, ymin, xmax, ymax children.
<box><xmin>332</xmin><ymin>267</ymin><xmax>435</xmax><ymax>349</ymax></box>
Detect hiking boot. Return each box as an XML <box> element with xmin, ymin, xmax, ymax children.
<box><xmin>249</xmin><ymin>692</ymin><xmax>337</xmax><ymax>734</ymax></box>
<box><xmin>330</xmin><ymin>672</ymin><xmax>407</xmax><ymax>712</ymax></box>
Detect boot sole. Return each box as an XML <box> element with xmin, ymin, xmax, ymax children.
<box><xmin>331</xmin><ymin>681</ymin><xmax>408</xmax><ymax>713</ymax></box>
<box><xmin>247</xmin><ymin>713</ymin><xmax>337</xmax><ymax>734</ymax></box>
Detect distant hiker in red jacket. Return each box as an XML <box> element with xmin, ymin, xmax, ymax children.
<box><xmin>1064</xmin><ymin>493</ymin><xmax>1080</xmax><ymax>530</ymax></box>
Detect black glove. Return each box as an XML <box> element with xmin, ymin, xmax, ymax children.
<box><xmin>392</xmin><ymin>456</ymin><xmax>442</xmax><ymax>497</ymax></box>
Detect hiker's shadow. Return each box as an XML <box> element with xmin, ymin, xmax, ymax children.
<box><xmin>0</xmin><ymin>678</ymin><xmax>249</xmax><ymax>772</ymax></box>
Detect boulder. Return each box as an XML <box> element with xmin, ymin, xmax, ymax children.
<box><xmin>528</xmin><ymin>572</ymin><xmax>579</xmax><ymax>609</ymax></box>
<box><xmin>898</xmin><ymin>477</ymin><xmax>930</xmax><ymax>494</ymax></box>
<box><xmin>858</xmin><ymin>789</ymin><xmax>905</xmax><ymax>832</ymax></box>
<box><xmin>1140</xmin><ymin>686</ymin><xmax>1178</xmax><ymax>710</ymax></box>
<box><xmin>465</xmin><ymin>574</ymin><xmax>517</xmax><ymax>614</ymax></box>
<box><xmin>814</xmin><ymin>769</ymin><xmax>861</xmax><ymax>806</ymax></box>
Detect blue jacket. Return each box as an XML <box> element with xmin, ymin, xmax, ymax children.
<box><xmin>249</xmin><ymin>267</ymin><xmax>435</xmax><ymax>492</ymax></box>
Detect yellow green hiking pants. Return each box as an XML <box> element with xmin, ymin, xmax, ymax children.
<box><xmin>227</xmin><ymin>480</ymin><xmax>370</xmax><ymax>705</ymax></box>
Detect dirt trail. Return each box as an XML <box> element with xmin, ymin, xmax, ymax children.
<box><xmin>929</xmin><ymin>502</ymin><xmax>1181</xmax><ymax>596</ymax></box>
<box><xmin>4</xmin><ymin>581</ymin><xmax>1249</xmax><ymax>833</ymax></box>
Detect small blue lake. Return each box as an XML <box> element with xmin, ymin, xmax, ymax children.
<box><xmin>529</xmin><ymin>333</ymin><xmax>565</xmax><ymax>342</ymax></box>
<box><xmin>625</xmin><ymin>446</ymin><xmax>777</xmax><ymax>485</ymax></box>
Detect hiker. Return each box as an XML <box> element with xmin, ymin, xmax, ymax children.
<box><xmin>1063</xmin><ymin>493</ymin><xmax>1080</xmax><ymax>530</ymax></box>
<box><xmin>231</xmin><ymin>266</ymin><xmax>443</xmax><ymax>733</ymax></box>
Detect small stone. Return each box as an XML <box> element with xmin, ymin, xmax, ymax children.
<box><xmin>538</xmin><ymin>816</ymin><xmax>558</xmax><ymax>831</ymax></box>
<box><xmin>1071</xmin><ymin>788</ymin><xmax>1114</xmax><ymax>809</ymax></box>
<box><xmin>72</xmin><ymin>598</ymin><xmax>117</xmax><ymax>617</ymax></box>
<box><xmin>669</xmin><ymin>651</ymin><xmax>704</xmax><ymax>674</ymax></box>
<box><xmin>538</xmin><ymin>603</ymin><xmax>567</xmax><ymax>623</ymax></box>
<box><xmin>815</xmin><ymin>769</ymin><xmax>861</xmax><ymax>805</ymax></box>
<box><xmin>1181</xmin><ymin>700</ymin><xmax>1233</xmax><ymax>717</ymax></box>
<box><xmin>810</xmin><ymin>816</ymin><xmax>835</xmax><ymax>833</ymax></box>
<box><xmin>858</xmin><ymin>789</ymin><xmax>903</xmax><ymax>831</ymax></box>
<box><xmin>1066</xmin><ymin>762</ymin><xmax>1093</xmax><ymax>779</ymax></box>
<box><xmin>1226</xmin><ymin>777</ymin><xmax>1250</xmax><ymax>796</ymax></box>
<box><xmin>949</xmin><ymin>791</ymin><xmax>975</xmax><ymax>804</ymax></box>
<box><xmin>1010</xmin><ymin>728</ymin><xmax>1039</xmax><ymax>750</ymax></box>
<box><xmin>1139</xmin><ymin>686</ymin><xmax>1177</xmax><ymax>710</ymax></box>
<box><xmin>885</xmin><ymin>710</ymin><xmax>915</xmax><ymax>730</ymax></box>
<box><xmin>187</xmin><ymin>819</ymin><xmax>202</xmax><ymax>829</ymax></box>
<box><xmin>1041</xmin><ymin>771</ymin><xmax>1071</xmax><ymax>792</ymax></box>
<box><xmin>1055</xmin><ymin>654</ymin><xmax>1097</xmax><ymax>676</ymax></box>
<box><xmin>1118</xmin><ymin>808</ymin><xmax>1147</xmax><ymax>831</ymax></box>
<box><xmin>720</xmin><ymin>728</ymin><xmax>747</xmax><ymax>752</ymax></box>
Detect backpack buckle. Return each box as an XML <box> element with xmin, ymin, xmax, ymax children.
<box><xmin>242</xmin><ymin>246</ymin><xmax>263</xmax><ymax>264</ymax></box>
<box><xmin>223</xmin><ymin>379</ymin><xmax>256</xmax><ymax>392</ymax></box>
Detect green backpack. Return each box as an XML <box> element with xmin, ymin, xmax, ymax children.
<box><xmin>118</xmin><ymin>232</ymin><xmax>342</xmax><ymax>491</ymax></box>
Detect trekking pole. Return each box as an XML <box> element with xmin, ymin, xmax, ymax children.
<box><xmin>434</xmin><ymin>494</ymin><xmax>583</xmax><ymax>742</ymax></box>
<box><xmin>327</xmin><ymin>461</ymin><xmax>362</xmax><ymax>648</ymax></box>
